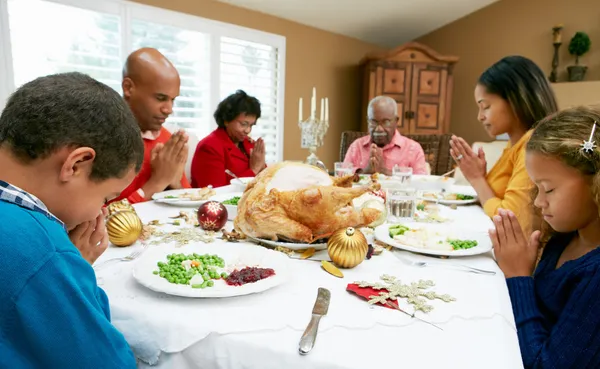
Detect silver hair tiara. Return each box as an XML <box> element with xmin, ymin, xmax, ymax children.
<box><xmin>581</xmin><ymin>121</ymin><xmax>597</xmax><ymax>154</ymax></box>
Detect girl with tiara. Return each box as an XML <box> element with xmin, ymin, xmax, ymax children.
<box><xmin>490</xmin><ymin>105</ymin><xmax>600</xmax><ymax>368</ymax></box>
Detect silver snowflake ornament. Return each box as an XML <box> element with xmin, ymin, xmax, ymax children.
<box><xmin>581</xmin><ymin>121</ymin><xmax>597</xmax><ymax>154</ymax></box>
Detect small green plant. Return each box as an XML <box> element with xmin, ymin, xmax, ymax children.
<box><xmin>568</xmin><ymin>32</ymin><xmax>591</xmax><ymax>65</ymax></box>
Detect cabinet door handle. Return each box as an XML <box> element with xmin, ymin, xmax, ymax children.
<box><xmin>404</xmin><ymin>111</ymin><xmax>415</xmax><ymax>119</ymax></box>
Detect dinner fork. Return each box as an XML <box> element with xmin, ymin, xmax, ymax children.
<box><xmin>397</xmin><ymin>256</ymin><xmax>496</xmax><ymax>275</ymax></box>
<box><xmin>93</xmin><ymin>243</ymin><xmax>148</xmax><ymax>269</ymax></box>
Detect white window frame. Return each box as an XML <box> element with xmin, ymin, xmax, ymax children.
<box><xmin>0</xmin><ymin>0</ymin><xmax>286</xmax><ymax>162</ymax></box>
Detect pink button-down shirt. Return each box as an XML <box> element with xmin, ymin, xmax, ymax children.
<box><xmin>343</xmin><ymin>131</ymin><xmax>428</xmax><ymax>174</ymax></box>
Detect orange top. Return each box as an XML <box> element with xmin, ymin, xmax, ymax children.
<box><xmin>111</xmin><ymin>127</ymin><xmax>191</xmax><ymax>204</ymax></box>
<box><xmin>483</xmin><ymin>130</ymin><xmax>534</xmax><ymax>234</ymax></box>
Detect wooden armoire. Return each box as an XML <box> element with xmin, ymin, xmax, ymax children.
<box><xmin>360</xmin><ymin>42</ymin><xmax>459</xmax><ymax>135</ymax></box>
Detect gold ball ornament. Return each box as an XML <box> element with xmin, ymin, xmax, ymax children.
<box><xmin>106</xmin><ymin>199</ymin><xmax>135</xmax><ymax>216</ymax></box>
<box><xmin>327</xmin><ymin>227</ymin><xmax>369</xmax><ymax>268</ymax></box>
<box><xmin>106</xmin><ymin>210</ymin><xmax>143</xmax><ymax>247</ymax></box>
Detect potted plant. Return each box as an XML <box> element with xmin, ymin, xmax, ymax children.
<box><xmin>567</xmin><ymin>31</ymin><xmax>591</xmax><ymax>81</ymax></box>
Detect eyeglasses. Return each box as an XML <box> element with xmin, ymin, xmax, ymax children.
<box><xmin>237</xmin><ymin>120</ymin><xmax>255</xmax><ymax>129</ymax></box>
<box><xmin>367</xmin><ymin>118</ymin><xmax>397</xmax><ymax>128</ymax></box>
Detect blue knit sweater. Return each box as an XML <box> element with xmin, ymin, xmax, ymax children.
<box><xmin>507</xmin><ymin>232</ymin><xmax>600</xmax><ymax>369</ymax></box>
<box><xmin>0</xmin><ymin>200</ymin><xmax>136</xmax><ymax>368</ymax></box>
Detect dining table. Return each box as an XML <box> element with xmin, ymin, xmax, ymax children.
<box><xmin>95</xmin><ymin>184</ymin><xmax>524</xmax><ymax>369</ymax></box>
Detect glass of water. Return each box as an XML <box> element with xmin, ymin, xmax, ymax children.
<box><xmin>334</xmin><ymin>162</ymin><xmax>354</xmax><ymax>177</ymax></box>
<box><xmin>386</xmin><ymin>187</ymin><xmax>417</xmax><ymax>223</ymax></box>
<box><xmin>392</xmin><ymin>165</ymin><xmax>413</xmax><ymax>186</ymax></box>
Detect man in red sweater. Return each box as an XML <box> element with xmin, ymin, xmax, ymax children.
<box><xmin>112</xmin><ymin>48</ymin><xmax>191</xmax><ymax>204</ymax></box>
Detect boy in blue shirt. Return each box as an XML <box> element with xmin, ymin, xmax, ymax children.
<box><xmin>0</xmin><ymin>72</ymin><xmax>144</xmax><ymax>368</ymax></box>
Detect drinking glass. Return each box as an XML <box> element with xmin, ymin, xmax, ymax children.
<box><xmin>386</xmin><ymin>187</ymin><xmax>417</xmax><ymax>223</ymax></box>
<box><xmin>392</xmin><ymin>165</ymin><xmax>413</xmax><ymax>186</ymax></box>
<box><xmin>334</xmin><ymin>162</ymin><xmax>354</xmax><ymax>177</ymax></box>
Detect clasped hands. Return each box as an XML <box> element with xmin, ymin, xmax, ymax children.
<box><xmin>69</xmin><ymin>208</ymin><xmax>109</xmax><ymax>265</ymax></box>
<box><xmin>150</xmin><ymin>130</ymin><xmax>189</xmax><ymax>190</ymax></box>
<box><xmin>449</xmin><ymin>135</ymin><xmax>487</xmax><ymax>182</ymax></box>
<box><xmin>365</xmin><ymin>144</ymin><xmax>389</xmax><ymax>175</ymax></box>
<box><xmin>489</xmin><ymin>208</ymin><xmax>542</xmax><ymax>278</ymax></box>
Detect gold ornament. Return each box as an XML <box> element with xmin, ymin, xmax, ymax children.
<box><xmin>106</xmin><ymin>199</ymin><xmax>135</xmax><ymax>216</ymax></box>
<box><xmin>106</xmin><ymin>210</ymin><xmax>143</xmax><ymax>247</ymax></box>
<box><xmin>327</xmin><ymin>227</ymin><xmax>369</xmax><ymax>268</ymax></box>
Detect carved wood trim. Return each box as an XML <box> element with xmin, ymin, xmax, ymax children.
<box><xmin>360</xmin><ymin>42</ymin><xmax>459</xmax><ymax>64</ymax></box>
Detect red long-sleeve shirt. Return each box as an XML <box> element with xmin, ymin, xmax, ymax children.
<box><xmin>191</xmin><ymin>127</ymin><xmax>256</xmax><ymax>188</ymax></box>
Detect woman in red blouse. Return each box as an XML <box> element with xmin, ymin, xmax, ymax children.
<box><xmin>191</xmin><ymin>90</ymin><xmax>266</xmax><ymax>188</ymax></box>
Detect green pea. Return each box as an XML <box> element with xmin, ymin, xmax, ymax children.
<box><xmin>207</xmin><ymin>280</ymin><xmax>214</xmax><ymax>287</ymax></box>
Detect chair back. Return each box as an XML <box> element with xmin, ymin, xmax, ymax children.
<box><xmin>339</xmin><ymin>131</ymin><xmax>455</xmax><ymax>176</ymax></box>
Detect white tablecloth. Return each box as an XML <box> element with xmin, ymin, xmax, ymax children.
<box><xmin>96</xmin><ymin>187</ymin><xmax>523</xmax><ymax>369</ymax></box>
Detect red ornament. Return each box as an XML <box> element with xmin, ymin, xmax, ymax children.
<box><xmin>197</xmin><ymin>201</ymin><xmax>228</xmax><ymax>231</ymax></box>
<box><xmin>371</xmin><ymin>189</ymin><xmax>386</xmax><ymax>202</ymax></box>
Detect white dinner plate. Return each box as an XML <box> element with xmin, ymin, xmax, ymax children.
<box><xmin>152</xmin><ymin>188</ymin><xmax>216</xmax><ymax>207</ymax></box>
<box><xmin>419</xmin><ymin>185</ymin><xmax>479</xmax><ymax>206</ymax></box>
<box><xmin>208</xmin><ymin>192</ymin><xmax>243</xmax><ymax>220</ymax></box>
<box><xmin>374</xmin><ymin>223</ymin><xmax>492</xmax><ymax>257</ymax></box>
<box><xmin>230</xmin><ymin>177</ymin><xmax>254</xmax><ymax>191</ymax></box>
<box><xmin>132</xmin><ymin>242</ymin><xmax>290</xmax><ymax>298</ymax></box>
<box><xmin>246</xmin><ymin>235</ymin><xmax>328</xmax><ymax>251</ymax></box>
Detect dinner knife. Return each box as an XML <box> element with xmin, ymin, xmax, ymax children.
<box><xmin>299</xmin><ymin>287</ymin><xmax>331</xmax><ymax>355</ymax></box>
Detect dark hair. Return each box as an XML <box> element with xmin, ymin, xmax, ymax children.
<box><xmin>0</xmin><ymin>72</ymin><xmax>144</xmax><ymax>181</ymax></box>
<box><xmin>478</xmin><ymin>56</ymin><xmax>559</xmax><ymax>130</ymax></box>
<box><xmin>213</xmin><ymin>90</ymin><xmax>261</xmax><ymax>128</ymax></box>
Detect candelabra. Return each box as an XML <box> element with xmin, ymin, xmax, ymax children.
<box><xmin>298</xmin><ymin>88</ymin><xmax>329</xmax><ymax>170</ymax></box>
<box><xmin>298</xmin><ymin>116</ymin><xmax>329</xmax><ymax>169</ymax></box>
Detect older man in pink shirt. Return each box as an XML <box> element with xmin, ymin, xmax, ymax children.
<box><xmin>343</xmin><ymin>96</ymin><xmax>428</xmax><ymax>176</ymax></box>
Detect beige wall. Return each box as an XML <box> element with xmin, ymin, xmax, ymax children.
<box><xmin>553</xmin><ymin>81</ymin><xmax>600</xmax><ymax>108</ymax></box>
<box><xmin>417</xmin><ymin>0</ymin><xmax>600</xmax><ymax>144</ymax></box>
<box><xmin>130</xmin><ymin>0</ymin><xmax>383</xmax><ymax>168</ymax></box>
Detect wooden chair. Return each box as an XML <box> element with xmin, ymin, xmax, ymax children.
<box><xmin>339</xmin><ymin>131</ymin><xmax>455</xmax><ymax>176</ymax></box>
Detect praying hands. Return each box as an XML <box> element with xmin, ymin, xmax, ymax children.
<box><xmin>489</xmin><ymin>209</ymin><xmax>542</xmax><ymax>278</ymax></box>
<box><xmin>69</xmin><ymin>209</ymin><xmax>109</xmax><ymax>265</ymax></box>
<box><xmin>365</xmin><ymin>144</ymin><xmax>389</xmax><ymax>175</ymax></box>
<box><xmin>145</xmin><ymin>130</ymin><xmax>189</xmax><ymax>195</ymax></box>
<box><xmin>449</xmin><ymin>135</ymin><xmax>486</xmax><ymax>182</ymax></box>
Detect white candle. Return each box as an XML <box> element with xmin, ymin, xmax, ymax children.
<box><xmin>310</xmin><ymin>87</ymin><xmax>316</xmax><ymax>119</ymax></box>
<box><xmin>298</xmin><ymin>97</ymin><xmax>303</xmax><ymax>122</ymax></box>
<box><xmin>325</xmin><ymin>98</ymin><xmax>329</xmax><ymax>122</ymax></box>
<box><xmin>320</xmin><ymin>98</ymin><xmax>324</xmax><ymax>121</ymax></box>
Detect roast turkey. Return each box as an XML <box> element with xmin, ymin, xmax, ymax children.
<box><xmin>233</xmin><ymin>162</ymin><xmax>382</xmax><ymax>243</ymax></box>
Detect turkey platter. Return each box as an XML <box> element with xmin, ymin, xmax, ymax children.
<box><xmin>234</xmin><ymin>162</ymin><xmax>382</xmax><ymax>243</ymax></box>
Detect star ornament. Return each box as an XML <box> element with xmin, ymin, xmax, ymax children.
<box><xmin>581</xmin><ymin>121</ymin><xmax>597</xmax><ymax>154</ymax></box>
<box><xmin>206</xmin><ymin>201</ymin><xmax>224</xmax><ymax>215</ymax></box>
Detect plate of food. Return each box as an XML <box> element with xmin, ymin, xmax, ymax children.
<box><xmin>132</xmin><ymin>243</ymin><xmax>290</xmax><ymax>298</ymax></box>
<box><xmin>230</xmin><ymin>177</ymin><xmax>255</xmax><ymax>191</ymax></box>
<box><xmin>410</xmin><ymin>175</ymin><xmax>455</xmax><ymax>192</ymax></box>
<box><xmin>246</xmin><ymin>235</ymin><xmax>328</xmax><ymax>251</ymax></box>
<box><xmin>419</xmin><ymin>185</ymin><xmax>478</xmax><ymax>205</ymax></box>
<box><xmin>209</xmin><ymin>192</ymin><xmax>243</xmax><ymax>220</ymax></box>
<box><xmin>374</xmin><ymin>223</ymin><xmax>492</xmax><ymax>257</ymax></box>
<box><xmin>152</xmin><ymin>187</ymin><xmax>216</xmax><ymax>206</ymax></box>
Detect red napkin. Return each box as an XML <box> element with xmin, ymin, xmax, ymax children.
<box><xmin>346</xmin><ymin>283</ymin><xmax>396</xmax><ymax>310</ymax></box>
